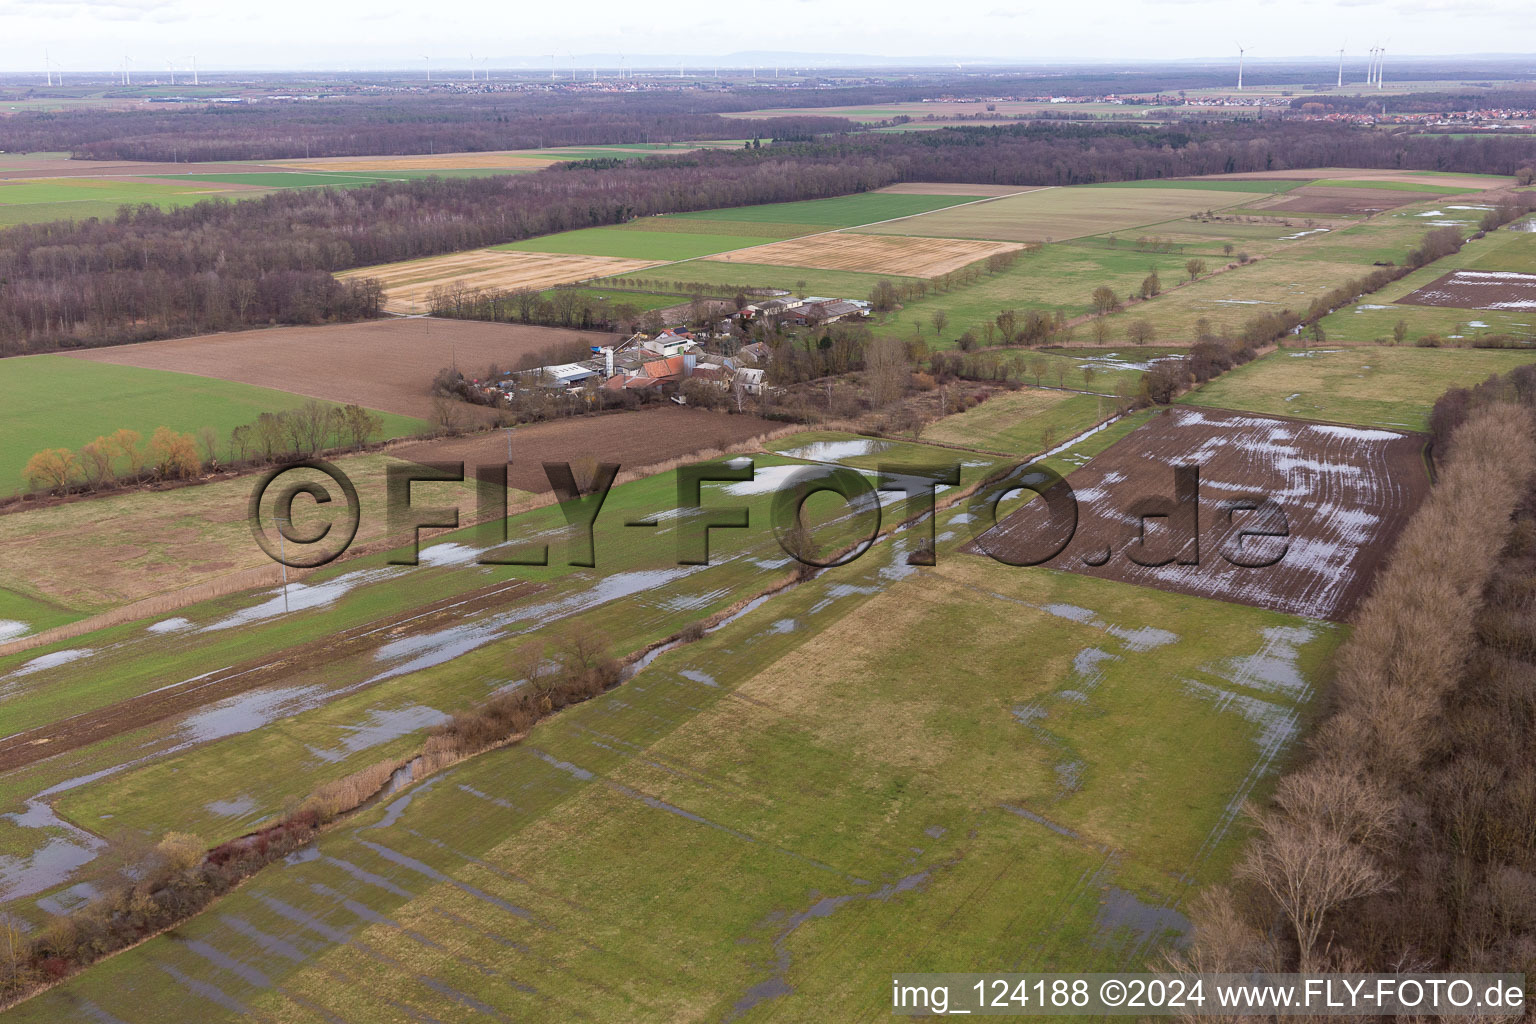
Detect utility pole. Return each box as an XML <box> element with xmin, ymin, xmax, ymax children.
<box><xmin>274</xmin><ymin>514</ymin><xmax>291</xmax><ymax>614</ymax></box>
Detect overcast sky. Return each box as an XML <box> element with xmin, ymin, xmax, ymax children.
<box><xmin>1</xmin><ymin>0</ymin><xmax>1532</xmax><ymax>73</ymax></box>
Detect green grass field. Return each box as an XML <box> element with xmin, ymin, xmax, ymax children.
<box><xmin>0</xmin><ymin>175</ymin><xmax>279</xmax><ymax>226</ymax></box>
<box><xmin>0</xmin><ymin>178</ymin><xmax>209</xmax><ymax>204</ymax></box>
<box><xmin>1097</xmin><ymin>257</ymin><xmax>1375</xmax><ymax>342</ymax></box>
<box><xmin>0</xmin><ymin>166</ymin><xmax>1497</xmax><ymax>1018</ymax></box>
<box><xmin>10</xmin><ymin>490</ymin><xmax>1340</xmax><ymax>1021</ymax></box>
<box><xmin>0</xmin><ymin>585</ymin><xmax>79</xmax><ymax>643</ymax></box>
<box><xmin>1316</xmin><ymin>222</ymin><xmax>1536</xmax><ymax>343</ymax></box>
<box><xmin>1183</xmin><ymin>345</ymin><xmax>1536</xmax><ymax>430</ymax></box>
<box><xmin>877</xmin><ymin>242</ymin><xmax>1217</xmax><ymax>346</ymax></box>
<box><xmin>1308</xmin><ymin>178</ymin><xmax>1476</xmax><ymax>194</ymax></box>
<box><xmin>540</xmin><ymin>286</ymin><xmax>684</xmax><ymax>311</ymax></box>
<box><xmin>157</xmin><ymin>171</ymin><xmax>400</xmax><ymax>188</ymax></box>
<box><xmin>922</xmin><ymin>388</ymin><xmax>1116</xmax><ymax>454</ymax></box>
<box><xmin>497</xmin><ymin>227</ymin><xmax>771</xmax><ymax>261</ymax></box>
<box><xmin>606</xmin><ymin>258</ymin><xmax>913</xmax><ymax>301</ymax></box>
<box><xmin>0</xmin><ymin>164</ymin><xmax>528</xmax><ymax>227</ymax></box>
<box><xmin>0</xmin><ymin>356</ymin><xmax>426</xmax><ymax>496</ymax></box>
<box><xmin>1083</xmin><ymin>179</ymin><xmax>1301</xmax><ymax>194</ymax></box>
<box><xmin>674</xmin><ymin>192</ymin><xmax>973</xmax><ymax>227</ymax></box>
<box><xmin>489</xmin><ymin>193</ymin><xmax>977</xmax><ymax>263</ymax></box>
<box><xmin>0</xmin><ymin>454</ymin><xmax>484</xmax><ymax>617</ymax></box>
<box><xmin>623</xmin><ymin>215</ymin><xmax>826</xmax><ymax>239</ymax></box>
<box><xmin>857</xmin><ymin>187</ymin><xmax>1255</xmax><ymax>244</ymax></box>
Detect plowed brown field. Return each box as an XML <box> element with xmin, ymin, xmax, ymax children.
<box><xmin>68</xmin><ymin>318</ymin><xmax>616</xmax><ymax>420</ymax></box>
<box><xmin>1398</xmin><ymin>269</ymin><xmax>1536</xmax><ymax>310</ymax></box>
<box><xmin>394</xmin><ymin>406</ymin><xmax>782</xmax><ymax>493</ymax></box>
<box><xmin>710</xmin><ymin>232</ymin><xmax>1023</xmax><ymax>277</ymax></box>
<box><xmin>970</xmin><ymin>406</ymin><xmax>1430</xmax><ymax>620</ymax></box>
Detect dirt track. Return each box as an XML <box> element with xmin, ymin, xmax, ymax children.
<box><xmin>971</xmin><ymin>406</ymin><xmax>1431</xmax><ymax>621</ymax></box>
<box><xmin>68</xmin><ymin>318</ymin><xmax>618</xmax><ymax>420</ymax></box>
<box><xmin>394</xmin><ymin>406</ymin><xmax>783</xmax><ymax>493</ymax></box>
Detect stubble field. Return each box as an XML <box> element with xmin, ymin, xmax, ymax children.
<box><xmin>340</xmin><ymin>250</ymin><xmax>667</xmax><ymax>313</ymax></box>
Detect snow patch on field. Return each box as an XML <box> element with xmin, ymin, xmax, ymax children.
<box><xmin>1306</xmin><ymin>424</ymin><xmax>1404</xmax><ymax>442</ymax></box>
<box><xmin>202</xmin><ymin>567</ymin><xmax>406</xmax><ymax>631</ymax></box>
<box><xmin>1455</xmin><ymin>270</ymin><xmax>1536</xmax><ymax>282</ymax></box>
<box><xmin>977</xmin><ymin>407</ymin><xmax>1429</xmax><ymax>620</ymax></box>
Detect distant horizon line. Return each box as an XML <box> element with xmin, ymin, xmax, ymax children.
<box><xmin>0</xmin><ymin>52</ymin><xmax>1533</xmax><ymax>77</ymax></box>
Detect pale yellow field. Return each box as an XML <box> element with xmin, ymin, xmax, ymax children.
<box><xmin>857</xmin><ymin>186</ymin><xmax>1253</xmax><ymax>243</ymax></box>
<box><xmin>342</xmin><ymin>249</ymin><xmax>666</xmax><ymax>313</ymax></box>
<box><xmin>710</xmin><ymin>232</ymin><xmax>1024</xmax><ymax>277</ymax></box>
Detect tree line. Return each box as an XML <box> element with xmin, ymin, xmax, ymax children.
<box><xmin>6</xmin><ymin>123</ymin><xmax>1536</xmax><ymax>357</ymax></box>
<box><xmin>0</xmin><ymin>150</ymin><xmax>896</xmax><ymax>354</ymax></box>
<box><xmin>17</xmin><ymin>403</ymin><xmax>386</xmax><ymax>497</ymax></box>
<box><xmin>1177</xmin><ymin>377</ymin><xmax>1536</xmax><ymax>978</ymax></box>
<box><xmin>0</xmin><ymin>89</ymin><xmax>851</xmax><ymax>162</ymax></box>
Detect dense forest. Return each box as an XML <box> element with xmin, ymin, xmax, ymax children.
<box><xmin>4</xmin><ymin>121</ymin><xmax>1536</xmax><ymax>355</ymax></box>
<box><xmin>0</xmin><ymin>92</ymin><xmax>852</xmax><ymax>162</ymax></box>
<box><xmin>4</xmin><ymin>59</ymin><xmax>1531</xmax><ymax>161</ymax></box>
<box><xmin>0</xmin><ymin>150</ymin><xmax>894</xmax><ymax>353</ymax></box>
<box><xmin>1290</xmin><ymin>88</ymin><xmax>1536</xmax><ymax>114</ymax></box>
<box><xmin>1182</xmin><ymin>371</ymin><xmax>1536</xmax><ymax>978</ymax></box>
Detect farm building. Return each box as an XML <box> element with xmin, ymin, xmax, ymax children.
<box><xmin>540</xmin><ymin>363</ymin><xmax>600</xmax><ymax>387</ymax></box>
<box><xmin>735</xmin><ymin>367</ymin><xmax>766</xmax><ymax>394</ymax></box>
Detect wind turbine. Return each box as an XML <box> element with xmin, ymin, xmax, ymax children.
<box><xmin>166</xmin><ymin>57</ymin><xmax>176</xmax><ymax>86</ymax></box>
<box><xmin>1235</xmin><ymin>44</ymin><xmax>1245</xmax><ymax>91</ymax></box>
<box><xmin>43</xmin><ymin>49</ymin><xmax>54</xmax><ymax>87</ymax></box>
<box><xmin>548</xmin><ymin>54</ymin><xmax>556</xmax><ymax>81</ymax></box>
<box><xmin>1376</xmin><ymin>46</ymin><xmax>1386</xmax><ymax>90</ymax></box>
<box><xmin>1337</xmin><ymin>47</ymin><xmax>1345</xmax><ymax>89</ymax></box>
<box><xmin>420</xmin><ymin>54</ymin><xmax>431</xmax><ymax>81</ymax></box>
<box><xmin>186</xmin><ymin>55</ymin><xmax>198</xmax><ymax>86</ymax></box>
<box><xmin>122</xmin><ymin>55</ymin><xmax>133</xmax><ymax>86</ymax></box>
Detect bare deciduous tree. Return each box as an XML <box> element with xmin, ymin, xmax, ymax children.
<box><xmin>1236</xmin><ymin>817</ymin><xmax>1390</xmax><ymax>972</ymax></box>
